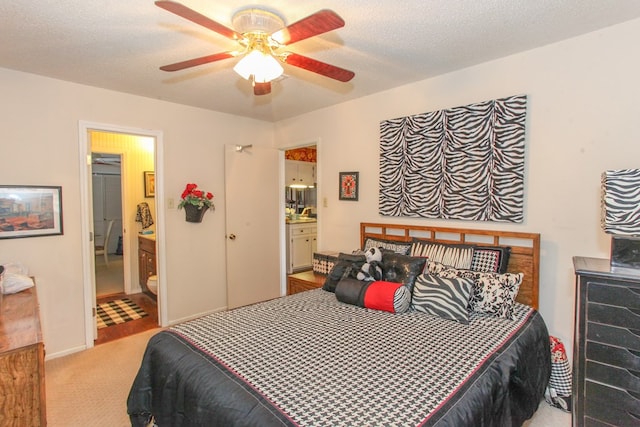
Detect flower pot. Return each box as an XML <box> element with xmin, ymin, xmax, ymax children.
<box><xmin>184</xmin><ymin>204</ymin><xmax>208</xmax><ymax>223</ymax></box>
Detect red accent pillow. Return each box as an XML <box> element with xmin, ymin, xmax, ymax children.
<box><xmin>363</xmin><ymin>281</ymin><xmax>410</xmax><ymax>313</ymax></box>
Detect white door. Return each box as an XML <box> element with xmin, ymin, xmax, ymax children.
<box><xmin>225</xmin><ymin>145</ymin><xmax>282</xmax><ymax>309</ymax></box>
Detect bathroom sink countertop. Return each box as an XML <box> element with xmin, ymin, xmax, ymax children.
<box><xmin>139</xmin><ymin>233</ymin><xmax>156</xmax><ymax>240</ymax></box>
<box><xmin>286</xmin><ymin>218</ymin><xmax>317</xmax><ymax>224</ymax></box>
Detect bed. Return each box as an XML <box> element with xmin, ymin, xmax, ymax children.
<box><xmin>128</xmin><ymin>223</ymin><xmax>550</xmax><ymax>426</ymax></box>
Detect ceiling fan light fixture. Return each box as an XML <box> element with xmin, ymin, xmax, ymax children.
<box><xmin>233</xmin><ymin>49</ymin><xmax>284</xmax><ymax>83</ymax></box>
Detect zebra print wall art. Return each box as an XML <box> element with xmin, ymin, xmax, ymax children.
<box><xmin>601</xmin><ymin>168</ymin><xmax>640</xmax><ymax>235</ymax></box>
<box><xmin>379</xmin><ymin>94</ymin><xmax>527</xmax><ymax>222</ymax></box>
<box><xmin>601</xmin><ymin>168</ymin><xmax>640</xmax><ymax>269</ymax></box>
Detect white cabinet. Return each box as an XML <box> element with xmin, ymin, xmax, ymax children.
<box><xmin>285</xmin><ymin>160</ymin><xmax>315</xmax><ymax>187</ymax></box>
<box><xmin>286</xmin><ymin>223</ymin><xmax>317</xmax><ymax>273</ymax></box>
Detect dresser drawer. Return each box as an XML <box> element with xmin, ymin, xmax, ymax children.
<box><xmin>588</xmin><ymin>323</ymin><xmax>640</xmax><ymax>351</ymax></box>
<box><xmin>584</xmin><ymin>417</ymin><xmax>615</xmax><ymax>427</ymax></box>
<box><xmin>586</xmin><ymin>360</ymin><xmax>640</xmax><ymax>393</ymax></box>
<box><xmin>587</xmin><ymin>341</ymin><xmax>640</xmax><ymax>371</ymax></box>
<box><xmin>588</xmin><ymin>302</ymin><xmax>640</xmax><ymax>330</ymax></box>
<box><xmin>585</xmin><ymin>381</ymin><xmax>640</xmax><ymax>426</ymax></box>
<box><xmin>588</xmin><ymin>282</ymin><xmax>640</xmax><ymax>309</ymax></box>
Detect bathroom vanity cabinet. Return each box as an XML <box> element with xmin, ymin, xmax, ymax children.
<box><xmin>138</xmin><ymin>235</ymin><xmax>156</xmax><ymax>294</ymax></box>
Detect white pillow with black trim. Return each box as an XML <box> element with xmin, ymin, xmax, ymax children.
<box><xmin>411</xmin><ymin>274</ymin><xmax>474</xmax><ymax>324</ymax></box>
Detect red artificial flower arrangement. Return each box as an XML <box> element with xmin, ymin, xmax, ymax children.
<box><xmin>178</xmin><ymin>183</ymin><xmax>214</xmax><ymax>209</ymax></box>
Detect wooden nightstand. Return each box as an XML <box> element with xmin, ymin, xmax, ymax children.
<box><xmin>287</xmin><ymin>270</ymin><xmax>326</xmax><ymax>295</ymax></box>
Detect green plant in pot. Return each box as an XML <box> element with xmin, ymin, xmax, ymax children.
<box><xmin>178</xmin><ymin>183</ymin><xmax>214</xmax><ymax>223</ymax></box>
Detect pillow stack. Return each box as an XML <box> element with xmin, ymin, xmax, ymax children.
<box><xmin>328</xmin><ymin>250</ymin><xmax>425</xmax><ymax>314</ymax></box>
<box><xmin>421</xmin><ymin>261</ymin><xmax>524</xmax><ymax>320</ymax></box>
<box><xmin>323</xmin><ymin>239</ymin><xmax>521</xmax><ymax>323</ymax></box>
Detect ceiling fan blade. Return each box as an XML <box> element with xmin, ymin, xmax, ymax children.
<box><xmin>155</xmin><ymin>0</ymin><xmax>241</xmax><ymax>40</ymax></box>
<box><xmin>159</xmin><ymin>51</ymin><xmax>235</xmax><ymax>72</ymax></box>
<box><xmin>284</xmin><ymin>53</ymin><xmax>355</xmax><ymax>82</ymax></box>
<box><xmin>272</xmin><ymin>10</ymin><xmax>345</xmax><ymax>45</ymax></box>
<box><xmin>253</xmin><ymin>82</ymin><xmax>271</xmax><ymax>96</ymax></box>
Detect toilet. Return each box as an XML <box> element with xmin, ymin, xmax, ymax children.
<box><xmin>146</xmin><ymin>275</ymin><xmax>158</xmax><ymax>295</ymax></box>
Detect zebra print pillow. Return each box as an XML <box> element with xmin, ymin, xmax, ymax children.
<box><xmin>412</xmin><ymin>274</ymin><xmax>474</xmax><ymax>324</ymax></box>
<box><xmin>410</xmin><ymin>241</ymin><xmax>474</xmax><ymax>269</ymax></box>
<box><xmin>364</xmin><ymin>237</ymin><xmax>412</xmax><ymax>255</ymax></box>
<box><xmin>424</xmin><ymin>261</ymin><xmax>523</xmax><ymax>319</ymax></box>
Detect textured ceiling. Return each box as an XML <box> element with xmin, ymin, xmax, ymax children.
<box><xmin>2</xmin><ymin>1</ymin><xmax>640</xmax><ymax>122</ymax></box>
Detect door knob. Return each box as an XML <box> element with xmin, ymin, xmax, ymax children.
<box><xmin>228</xmin><ymin>234</ymin><xmax>236</xmax><ymax>240</ymax></box>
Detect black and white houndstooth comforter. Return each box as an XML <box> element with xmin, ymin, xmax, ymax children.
<box><xmin>128</xmin><ymin>289</ymin><xmax>550</xmax><ymax>426</ymax></box>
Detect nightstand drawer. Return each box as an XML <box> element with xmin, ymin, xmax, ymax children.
<box><xmin>287</xmin><ymin>271</ymin><xmax>325</xmax><ymax>295</ymax></box>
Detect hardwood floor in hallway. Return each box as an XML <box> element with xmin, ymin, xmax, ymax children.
<box><xmin>95</xmin><ymin>292</ymin><xmax>159</xmax><ymax>345</ymax></box>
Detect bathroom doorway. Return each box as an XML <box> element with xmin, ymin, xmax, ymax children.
<box><xmin>79</xmin><ymin>122</ymin><xmax>166</xmax><ymax>349</ymax></box>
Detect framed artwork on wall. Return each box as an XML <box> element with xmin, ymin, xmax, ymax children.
<box><xmin>0</xmin><ymin>185</ymin><xmax>63</xmax><ymax>239</ymax></box>
<box><xmin>339</xmin><ymin>172</ymin><xmax>359</xmax><ymax>201</ymax></box>
<box><xmin>144</xmin><ymin>171</ymin><xmax>155</xmax><ymax>198</ymax></box>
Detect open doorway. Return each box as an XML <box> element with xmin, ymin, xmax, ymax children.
<box><xmin>284</xmin><ymin>145</ymin><xmax>318</xmax><ymax>275</ymax></box>
<box><xmin>89</xmin><ymin>132</ymin><xmax>159</xmax><ymax>345</ymax></box>
<box><xmin>79</xmin><ymin>122</ymin><xmax>166</xmax><ymax>350</ymax></box>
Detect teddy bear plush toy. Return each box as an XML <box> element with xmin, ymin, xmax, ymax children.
<box><xmin>357</xmin><ymin>247</ymin><xmax>383</xmax><ymax>281</ymax></box>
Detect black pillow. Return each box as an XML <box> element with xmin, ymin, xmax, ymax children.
<box><xmin>334</xmin><ymin>277</ymin><xmax>370</xmax><ymax>307</ymax></box>
<box><xmin>322</xmin><ymin>253</ymin><xmax>366</xmax><ymax>293</ymax></box>
<box><xmin>381</xmin><ymin>252</ymin><xmax>426</xmax><ymax>294</ymax></box>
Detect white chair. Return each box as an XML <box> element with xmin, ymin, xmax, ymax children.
<box><xmin>95</xmin><ymin>220</ymin><xmax>115</xmax><ymax>266</ymax></box>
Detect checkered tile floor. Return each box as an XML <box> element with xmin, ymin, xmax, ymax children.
<box><xmin>97</xmin><ymin>298</ymin><xmax>148</xmax><ymax>329</ymax></box>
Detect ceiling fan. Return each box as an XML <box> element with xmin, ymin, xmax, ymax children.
<box><xmin>155</xmin><ymin>1</ymin><xmax>355</xmax><ymax>95</ymax></box>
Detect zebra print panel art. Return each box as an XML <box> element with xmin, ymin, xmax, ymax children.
<box><xmin>601</xmin><ymin>168</ymin><xmax>640</xmax><ymax>235</ymax></box>
<box><xmin>379</xmin><ymin>94</ymin><xmax>527</xmax><ymax>222</ymax></box>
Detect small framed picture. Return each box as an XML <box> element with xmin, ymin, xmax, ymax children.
<box><xmin>144</xmin><ymin>171</ymin><xmax>155</xmax><ymax>198</ymax></box>
<box><xmin>339</xmin><ymin>172</ymin><xmax>359</xmax><ymax>201</ymax></box>
<box><xmin>0</xmin><ymin>185</ymin><xmax>63</xmax><ymax>239</ymax></box>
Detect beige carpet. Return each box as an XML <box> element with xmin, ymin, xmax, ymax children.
<box><xmin>46</xmin><ymin>328</ymin><xmax>160</xmax><ymax>427</ymax></box>
<box><xmin>46</xmin><ymin>328</ymin><xmax>571</xmax><ymax>426</ymax></box>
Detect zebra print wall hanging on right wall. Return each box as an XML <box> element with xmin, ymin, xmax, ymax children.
<box><xmin>379</xmin><ymin>94</ymin><xmax>527</xmax><ymax>222</ymax></box>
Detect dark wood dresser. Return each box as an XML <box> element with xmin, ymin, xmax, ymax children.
<box><xmin>0</xmin><ymin>286</ymin><xmax>46</xmax><ymax>426</ymax></box>
<box><xmin>573</xmin><ymin>256</ymin><xmax>640</xmax><ymax>426</ymax></box>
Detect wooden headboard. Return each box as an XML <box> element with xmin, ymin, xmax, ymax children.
<box><xmin>360</xmin><ymin>222</ymin><xmax>541</xmax><ymax>310</ymax></box>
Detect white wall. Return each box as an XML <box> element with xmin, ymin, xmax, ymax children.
<box><xmin>274</xmin><ymin>18</ymin><xmax>640</xmax><ymax>353</ymax></box>
<box><xmin>0</xmin><ymin>68</ymin><xmax>273</xmax><ymax>356</ymax></box>
<box><xmin>2</xmin><ymin>17</ymin><xmax>638</xmax><ymax>358</ymax></box>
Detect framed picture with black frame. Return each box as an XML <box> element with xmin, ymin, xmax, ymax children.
<box><xmin>339</xmin><ymin>171</ymin><xmax>359</xmax><ymax>201</ymax></box>
<box><xmin>0</xmin><ymin>185</ymin><xmax>63</xmax><ymax>239</ymax></box>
